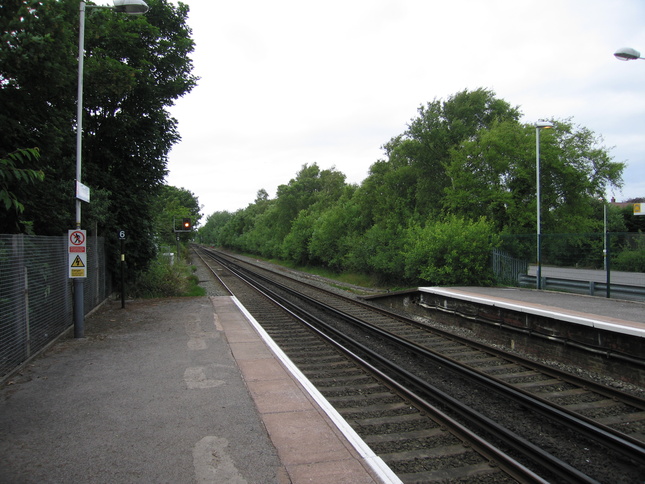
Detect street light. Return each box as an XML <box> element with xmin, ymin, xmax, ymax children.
<box><xmin>535</xmin><ymin>120</ymin><xmax>553</xmax><ymax>290</ymax></box>
<box><xmin>599</xmin><ymin>197</ymin><xmax>611</xmax><ymax>298</ymax></box>
<box><xmin>73</xmin><ymin>0</ymin><xmax>149</xmax><ymax>338</ymax></box>
<box><xmin>113</xmin><ymin>0</ymin><xmax>150</xmax><ymax>14</ymax></box>
<box><xmin>614</xmin><ymin>47</ymin><xmax>644</xmax><ymax>61</ymax></box>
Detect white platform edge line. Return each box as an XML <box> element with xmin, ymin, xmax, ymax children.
<box><xmin>421</xmin><ymin>287</ymin><xmax>645</xmax><ymax>338</ymax></box>
<box><xmin>230</xmin><ymin>296</ymin><xmax>403</xmax><ymax>484</ymax></box>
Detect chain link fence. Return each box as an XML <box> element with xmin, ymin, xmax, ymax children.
<box><xmin>0</xmin><ymin>235</ymin><xmax>111</xmax><ymax>381</ymax></box>
<box><xmin>496</xmin><ymin>233</ymin><xmax>645</xmax><ymax>299</ymax></box>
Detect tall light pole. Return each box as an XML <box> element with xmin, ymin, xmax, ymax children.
<box><xmin>608</xmin><ymin>46</ymin><xmax>643</xmax><ymax>296</ymax></box>
<box><xmin>599</xmin><ymin>197</ymin><xmax>611</xmax><ymax>298</ymax></box>
<box><xmin>74</xmin><ymin>0</ymin><xmax>148</xmax><ymax>338</ymax></box>
<box><xmin>535</xmin><ymin>120</ymin><xmax>553</xmax><ymax>290</ymax></box>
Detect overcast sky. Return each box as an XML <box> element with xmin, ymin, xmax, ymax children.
<box><xmin>164</xmin><ymin>0</ymin><xmax>645</xmax><ymax>220</ymax></box>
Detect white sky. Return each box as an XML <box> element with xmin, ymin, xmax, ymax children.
<box><xmin>165</xmin><ymin>0</ymin><xmax>645</xmax><ymax>220</ymax></box>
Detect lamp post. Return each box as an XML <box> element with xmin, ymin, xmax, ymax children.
<box><xmin>73</xmin><ymin>0</ymin><xmax>148</xmax><ymax>338</ymax></box>
<box><xmin>535</xmin><ymin>120</ymin><xmax>553</xmax><ymax>290</ymax></box>
<box><xmin>599</xmin><ymin>197</ymin><xmax>611</xmax><ymax>298</ymax></box>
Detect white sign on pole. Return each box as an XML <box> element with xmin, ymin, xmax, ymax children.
<box><xmin>75</xmin><ymin>180</ymin><xmax>90</xmax><ymax>203</ymax></box>
<box><xmin>68</xmin><ymin>229</ymin><xmax>87</xmax><ymax>278</ymax></box>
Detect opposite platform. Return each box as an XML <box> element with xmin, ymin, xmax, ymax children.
<box><xmin>420</xmin><ymin>286</ymin><xmax>645</xmax><ymax>337</ymax></box>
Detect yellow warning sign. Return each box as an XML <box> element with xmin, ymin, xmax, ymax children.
<box><xmin>71</xmin><ymin>255</ymin><xmax>85</xmax><ymax>267</ymax></box>
<box><xmin>70</xmin><ymin>268</ymin><xmax>85</xmax><ymax>277</ymax></box>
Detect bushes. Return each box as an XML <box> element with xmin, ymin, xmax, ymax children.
<box><xmin>131</xmin><ymin>254</ymin><xmax>205</xmax><ymax>298</ymax></box>
<box><xmin>404</xmin><ymin>216</ymin><xmax>500</xmax><ymax>286</ymax></box>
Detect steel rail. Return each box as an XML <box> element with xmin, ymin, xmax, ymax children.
<box><xmin>200</xmin><ymin>248</ymin><xmax>605</xmax><ymax>483</ymax></box>
<box><xmin>200</xmin><ymin>247</ymin><xmax>645</xmax><ymax>411</ymax></box>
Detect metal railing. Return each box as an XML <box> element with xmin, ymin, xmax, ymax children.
<box><xmin>495</xmin><ymin>233</ymin><xmax>645</xmax><ymax>301</ymax></box>
<box><xmin>0</xmin><ymin>234</ymin><xmax>111</xmax><ymax>381</ymax></box>
<box><xmin>518</xmin><ymin>274</ymin><xmax>645</xmax><ymax>302</ymax></box>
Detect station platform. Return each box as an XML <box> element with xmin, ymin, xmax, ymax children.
<box><xmin>419</xmin><ymin>286</ymin><xmax>645</xmax><ymax>337</ymax></box>
<box><xmin>0</xmin><ymin>296</ymin><xmax>398</xmax><ymax>484</ymax></box>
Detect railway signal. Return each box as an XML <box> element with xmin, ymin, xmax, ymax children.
<box><xmin>182</xmin><ymin>218</ymin><xmax>191</xmax><ymax>230</ymax></box>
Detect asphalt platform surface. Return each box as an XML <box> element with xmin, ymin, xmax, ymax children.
<box><xmin>426</xmin><ymin>286</ymin><xmax>645</xmax><ymax>326</ymax></box>
<box><xmin>0</xmin><ymin>297</ymin><xmax>286</xmax><ymax>484</ymax></box>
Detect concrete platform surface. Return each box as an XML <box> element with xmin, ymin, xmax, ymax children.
<box><xmin>0</xmin><ymin>296</ymin><xmax>396</xmax><ymax>484</ymax></box>
<box><xmin>420</xmin><ymin>286</ymin><xmax>645</xmax><ymax>335</ymax></box>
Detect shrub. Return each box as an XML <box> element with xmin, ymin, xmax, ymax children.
<box><xmin>131</xmin><ymin>256</ymin><xmax>205</xmax><ymax>298</ymax></box>
<box><xmin>613</xmin><ymin>249</ymin><xmax>645</xmax><ymax>272</ymax></box>
<box><xmin>404</xmin><ymin>216</ymin><xmax>499</xmax><ymax>286</ymax></box>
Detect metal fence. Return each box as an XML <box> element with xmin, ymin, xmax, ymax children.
<box><xmin>0</xmin><ymin>234</ymin><xmax>111</xmax><ymax>381</ymax></box>
<box><xmin>496</xmin><ymin>233</ymin><xmax>645</xmax><ymax>299</ymax></box>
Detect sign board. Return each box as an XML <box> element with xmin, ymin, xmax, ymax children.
<box><xmin>119</xmin><ymin>230</ymin><xmax>126</xmax><ymax>240</ymax></box>
<box><xmin>68</xmin><ymin>229</ymin><xmax>87</xmax><ymax>278</ymax></box>
<box><xmin>634</xmin><ymin>203</ymin><xmax>645</xmax><ymax>216</ymax></box>
<box><xmin>75</xmin><ymin>180</ymin><xmax>90</xmax><ymax>203</ymax></box>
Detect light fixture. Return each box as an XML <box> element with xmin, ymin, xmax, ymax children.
<box><xmin>112</xmin><ymin>0</ymin><xmax>149</xmax><ymax>15</ymax></box>
<box><xmin>614</xmin><ymin>47</ymin><xmax>643</xmax><ymax>61</ymax></box>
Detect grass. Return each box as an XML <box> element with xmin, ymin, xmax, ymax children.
<box><xmin>184</xmin><ymin>269</ymin><xmax>207</xmax><ymax>297</ymax></box>
<box><xmin>132</xmin><ymin>256</ymin><xmax>206</xmax><ymax>298</ymax></box>
<box><xmin>252</xmin><ymin>256</ymin><xmax>396</xmax><ymax>293</ymax></box>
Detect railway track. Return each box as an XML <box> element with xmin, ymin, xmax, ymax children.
<box><xmin>194</xmin><ymin>246</ymin><xmax>645</xmax><ymax>483</ymax></box>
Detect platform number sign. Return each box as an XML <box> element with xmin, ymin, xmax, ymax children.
<box><xmin>119</xmin><ymin>230</ymin><xmax>126</xmax><ymax>240</ymax></box>
<box><xmin>68</xmin><ymin>229</ymin><xmax>87</xmax><ymax>278</ymax></box>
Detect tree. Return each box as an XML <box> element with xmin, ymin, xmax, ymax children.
<box><xmin>1</xmin><ymin>0</ymin><xmax>198</xmax><ymax>276</ymax></box>
<box><xmin>1</xmin><ymin>0</ymin><xmax>78</xmax><ymax>233</ymax></box>
<box><xmin>0</xmin><ymin>148</ymin><xmax>44</xmax><ymax>232</ymax></box>
<box><xmin>151</xmin><ymin>185</ymin><xmax>201</xmax><ymax>246</ymax></box>
<box><xmin>444</xmin><ymin>118</ymin><xmax>624</xmax><ymax>234</ymax></box>
<box><xmin>199</xmin><ymin>210</ymin><xmax>234</xmax><ymax>245</ymax></box>
<box><xmin>378</xmin><ymin>88</ymin><xmax>521</xmax><ymax>221</ymax></box>
<box><xmin>404</xmin><ymin>216</ymin><xmax>499</xmax><ymax>285</ymax></box>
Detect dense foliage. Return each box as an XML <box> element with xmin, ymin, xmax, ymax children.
<box><xmin>0</xmin><ymin>0</ymin><xmax>197</xmax><ymax>278</ymax></box>
<box><xmin>200</xmin><ymin>89</ymin><xmax>627</xmax><ymax>286</ymax></box>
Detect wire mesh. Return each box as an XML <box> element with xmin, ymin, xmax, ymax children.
<box><xmin>0</xmin><ymin>235</ymin><xmax>111</xmax><ymax>380</ymax></box>
<box><xmin>498</xmin><ymin>232</ymin><xmax>645</xmax><ymax>291</ymax></box>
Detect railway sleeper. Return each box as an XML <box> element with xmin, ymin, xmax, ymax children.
<box><xmin>289</xmin><ymin>354</ymin><xmax>345</xmax><ymax>363</ymax></box>
<box><xmin>536</xmin><ymin>387</ymin><xmax>589</xmax><ymax>399</ymax></box>
<box><xmin>511</xmin><ymin>377</ymin><xmax>562</xmax><ymax>388</ymax></box>
<box><xmin>324</xmin><ymin>392</ymin><xmax>400</xmax><ymax>404</ymax></box>
<box><xmin>380</xmin><ymin>443</ymin><xmax>472</xmax><ymax>461</ymax></box>
<box><xmin>347</xmin><ymin>412</ymin><xmax>424</xmax><ymax>427</ymax></box>
<box><xmin>476</xmin><ymin>362</ymin><xmax>523</xmax><ymax>373</ymax></box>
<box><xmin>397</xmin><ymin>462</ymin><xmax>507</xmax><ymax>484</ymax></box>
<box><xmin>362</xmin><ymin>427</ymin><xmax>447</xmax><ymax>443</ymax></box>
<box><xmin>312</xmin><ymin>375</ymin><xmax>376</xmax><ymax>386</ymax></box>
<box><xmin>562</xmin><ymin>398</ymin><xmax>627</xmax><ymax>413</ymax></box>
<box><xmin>458</xmin><ymin>356</ymin><xmax>501</xmax><ymax>366</ymax></box>
<box><xmin>317</xmin><ymin>384</ymin><xmax>388</xmax><ymax>395</ymax></box>
<box><xmin>334</xmin><ymin>401</ymin><xmax>412</xmax><ymax>413</ymax></box>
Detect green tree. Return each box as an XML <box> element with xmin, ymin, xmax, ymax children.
<box><xmin>1</xmin><ymin>0</ymin><xmax>198</xmax><ymax>277</ymax></box>
<box><xmin>0</xmin><ymin>148</ymin><xmax>45</xmax><ymax>232</ymax></box>
<box><xmin>199</xmin><ymin>210</ymin><xmax>234</xmax><ymax>245</ymax></box>
<box><xmin>378</xmin><ymin>88</ymin><xmax>521</xmax><ymax>222</ymax></box>
<box><xmin>404</xmin><ymin>216</ymin><xmax>499</xmax><ymax>285</ymax></box>
<box><xmin>444</xmin><ymin>118</ymin><xmax>624</xmax><ymax>234</ymax></box>
<box><xmin>152</xmin><ymin>185</ymin><xmax>201</xmax><ymax>246</ymax></box>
